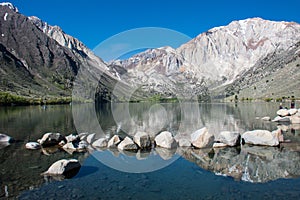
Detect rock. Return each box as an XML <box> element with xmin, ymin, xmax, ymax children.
<box><xmin>25</xmin><ymin>142</ymin><xmax>40</xmax><ymax>150</ymax></box>
<box><xmin>86</xmin><ymin>133</ymin><xmax>96</xmax><ymax>144</ymax></box>
<box><xmin>213</xmin><ymin>142</ymin><xmax>228</xmax><ymax>148</ymax></box>
<box><xmin>154</xmin><ymin>131</ymin><xmax>177</xmax><ymax>149</ymax></box>
<box><xmin>107</xmin><ymin>135</ymin><xmax>122</xmax><ymax>148</ymax></box>
<box><xmin>277</xmin><ymin>109</ymin><xmax>289</xmax><ymax>117</ymax></box>
<box><xmin>272</xmin><ymin>129</ymin><xmax>284</xmax><ymax>142</ymax></box>
<box><xmin>178</xmin><ymin>138</ymin><xmax>191</xmax><ymax>147</ymax></box>
<box><xmin>39</xmin><ymin>133</ymin><xmax>66</xmax><ymax>147</ymax></box>
<box><xmin>0</xmin><ymin>133</ymin><xmax>13</xmax><ymax>143</ymax></box>
<box><xmin>117</xmin><ymin>137</ymin><xmax>138</xmax><ymax>151</ymax></box>
<box><xmin>92</xmin><ymin>138</ymin><xmax>108</xmax><ymax>148</ymax></box>
<box><xmin>42</xmin><ymin>159</ymin><xmax>81</xmax><ymax>175</ymax></box>
<box><xmin>62</xmin><ymin>142</ymin><xmax>76</xmax><ymax>150</ymax></box>
<box><xmin>241</xmin><ymin>130</ymin><xmax>279</xmax><ymax>146</ymax></box>
<box><xmin>215</xmin><ymin>131</ymin><xmax>240</xmax><ymax>146</ymax></box>
<box><xmin>261</xmin><ymin>116</ymin><xmax>271</xmax><ymax>121</ymax></box>
<box><xmin>288</xmin><ymin>108</ymin><xmax>298</xmax><ymax>116</ymax></box>
<box><xmin>272</xmin><ymin>116</ymin><xmax>290</xmax><ymax>123</ymax></box>
<box><xmin>191</xmin><ymin>127</ymin><xmax>214</xmax><ymax>148</ymax></box>
<box><xmin>290</xmin><ymin>115</ymin><xmax>300</xmax><ymax>124</ymax></box>
<box><xmin>133</xmin><ymin>131</ymin><xmax>151</xmax><ymax>149</ymax></box>
<box><xmin>78</xmin><ymin>132</ymin><xmax>88</xmax><ymax>140</ymax></box>
<box><xmin>65</xmin><ymin>134</ymin><xmax>80</xmax><ymax>143</ymax></box>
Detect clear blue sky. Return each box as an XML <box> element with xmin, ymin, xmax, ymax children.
<box><xmin>5</xmin><ymin>0</ymin><xmax>300</xmax><ymax>49</ymax></box>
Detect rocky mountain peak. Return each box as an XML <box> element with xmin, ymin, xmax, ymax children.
<box><xmin>0</xmin><ymin>2</ymin><xmax>18</xmax><ymax>12</ymax></box>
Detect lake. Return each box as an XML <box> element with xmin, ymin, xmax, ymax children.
<box><xmin>1</xmin><ymin>102</ymin><xmax>300</xmax><ymax>199</ymax></box>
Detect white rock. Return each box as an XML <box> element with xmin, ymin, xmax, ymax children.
<box><xmin>261</xmin><ymin>116</ymin><xmax>271</xmax><ymax>121</ymax></box>
<box><xmin>0</xmin><ymin>133</ymin><xmax>13</xmax><ymax>143</ymax></box>
<box><xmin>241</xmin><ymin>130</ymin><xmax>279</xmax><ymax>146</ymax></box>
<box><xmin>213</xmin><ymin>142</ymin><xmax>228</xmax><ymax>148</ymax></box>
<box><xmin>65</xmin><ymin>134</ymin><xmax>79</xmax><ymax>143</ymax></box>
<box><xmin>133</xmin><ymin>131</ymin><xmax>151</xmax><ymax>149</ymax></box>
<box><xmin>178</xmin><ymin>138</ymin><xmax>191</xmax><ymax>147</ymax></box>
<box><xmin>62</xmin><ymin>142</ymin><xmax>76</xmax><ymax>150</ymax></box>
<box><xmin>154</xmin><ymin>131</ymin><xmax>177</xmax><ymax>149</ymax></box>
<box><xmin>117</xmin><ymin>137</ymin><xmax>138</xmax><ymax>151</ymax></box>
<box><xmin>79</xmin><ymin>132</ymin><xmax>88</xmax><ymax>140</ymax></box>
<box><xmin>86</xmin><ymin>133</ymin><xmax>96</xmax><ymax>144</ymax></box>
<box><xmin>92</xmin><ymin>138</ymin><xmax>108</xmax><ymax>148</ymax></box>
<box><xmin>288</xmin><ymin>109</ymin><xmax>298</xmax><ymax>116</ymax></box>
<box><xmin>39</xmin><ymin>133</ymin><xmax>65</xmax><ymax>147</ymax></box>
<box><xmin>191</xmin><ymin>127</ymin><xmax>214</xmax><ymax>148</ymax></box>
<box><xmin>277</xmin><ymin>109</ymin><xmax>289</xmax><ymax>117</ymax></box>
<box><xmin>272</xmin><ymin>116</ymin><xmax>290</xmax><ymax>123</ymax></box>
<box><xmin>25</xmin><ymin>142</ymin><xmax>40</xmax><ymax>150</ymax></box>
<box><xmin>215</xmin><ymin>131</ymin><xmax>240</xmax><ymax>146</ymax></box>
<box><xmin>107</xmin><ymin>135</ymin><xmax>122</xmax><ymax>148</ymax></box>
<box><xmin>42</xmin><ymin>159</ymin><xmax>80</xmax><ymax>175</ymax></box>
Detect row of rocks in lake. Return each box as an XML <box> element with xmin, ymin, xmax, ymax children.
<box><xmin>270</xmin><ymin>108</ymin><xmax>300</xmax><ymax>123</ymax></box>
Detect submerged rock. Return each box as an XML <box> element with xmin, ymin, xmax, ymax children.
<box><xmin>92</xmin><ymin>138</ymin><xmax>108</xmax><ymax>148</ymax></box>
<box><xmin>25</xmin><ymin>142</ymin><xmax>40</xmax><ymax>150</ymax></box>
<box><xmin>38</xmin><ymin>133</ymin><xmax>66</xmax><ymax>147</ymax></box>
<box><xmin>154</xmin><ymin>131</ymin><xmax>177</xmax><ymax>149</ymax></box>
<box><xmin>42</xmin><ymin>159</ymin><xmax>81</xmax><ymax>176</ymax></box>
<box><xmin>107</xmin><ymin>135</ymin><xmax>122</xmax><ymax>148</ymax></box>
<box><xmin>191</xmin><ymin>127</ymin><xmax>214</xmax><ymax>148</ymax></box>
<box><xmin>118</xmin><ymin>137</ymin><xmax>138</xmax><ymax>151</ymax></box>
<box><xmin>261</xmin><ymin>116</ymin><xmax>271</xmax><ymax>121</ymax></box>
<box><xmin>0</xmin><ymin>133</ymin><xmax>13</xmax><ymax>143</ymax></box>
<box><xmin>241</xmin><ymin>130</ymin><xmax>280</xmax><ymax>146</ymax></box>
<box><xmin>215</xmin><ymin>131</ymin><xmax>240</xmax><ymax>146</ymax></box>
<box><xmin>133</xmin><ymin>131</ymin><xmax>151</xmax><ymax>149</ymax></box>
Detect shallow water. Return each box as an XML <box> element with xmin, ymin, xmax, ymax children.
<box><xmin>0</xmin><ymin>102</ymin><xmax>300</xmax><ymax>199</ymax></box>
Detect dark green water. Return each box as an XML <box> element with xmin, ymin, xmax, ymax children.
<box><xmin>0</xmin><ymin>102</ymin><xmax>300</xmax><ymax>199</ymax></box>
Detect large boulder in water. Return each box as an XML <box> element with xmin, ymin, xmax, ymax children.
<box><xmin>133</xmin><ymin>131</ymin><xmax>151</xmax><ymax>149</ymax></box>
<box><xmin>154</xmin><ymin>131</ymin><xmax>177</xmax><ymax>149</ymax></box>
<box><xmin>107</xmin><ymin>135</ymin><xmax>122</xmax><ymax>148</ymax></box>
<box><xmin>38</xmin><ymin>133</ymin><xmax>66</xmax><ymax>147</ymax></box>
<box><xmin>92</xmin><ymin>138</ymin><xmax>108</xmax><ymax>148</ymax></box>
<box><xmin>241</xmin><ymin>130</ymin><xmax>281</xmax><ymax>146</ymax></box>
<box><xmin>191</xmin><ymin>127</ymin><xmax>214</xmax><ymax>148</ymax></box>
<box><xmin>42</xmin><ymin>159</ymin><xmax>81</xmax><ymax>176</ymax></box>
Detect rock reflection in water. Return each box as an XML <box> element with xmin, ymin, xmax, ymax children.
<box><xmin>181</xmin><ymin>145</ymin><xmax>300</xmax><ymax>183</ymax></box>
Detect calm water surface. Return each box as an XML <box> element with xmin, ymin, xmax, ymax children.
<box><xmin>0</xmin><ymin>102</ymin><xmax>300</xmax><ymax>199</ymax></box>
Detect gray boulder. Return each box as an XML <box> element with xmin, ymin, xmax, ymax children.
<box><xmin>42</xmin><ymin>159</ymin><xmax>81</xmax><ymax>175</ymax></box>
<box><xmin>178</xmin><ymin>138</ymin><xmax>191</xmax><ymax>147</ymax></box>
<box><xmin>154</xmin><ymin>131</ymin><xmax>177</xmax><ymax>149</ymax></box>
<box><xmin>215</xmin><ymin>131</ymin><xmax>240</xmax><ymax>146</ymax></box>
<box><xmin>86</xmin><ymin>133</ymin><xmax>96</xmax><ymax>144</ymax></box>
<box><xmin>191</xmin><ymin>127</ymin><xmax>214</xmax><ymax>148</ymax></box>
<box><xmin>39</xmin><ymin>133</ymin><xmax>65</xmax><ymax>147</ymax></box>
<box><xmin>118</xmin><ymin>137</ymin><xmax>138</xmax><ymax>151</ymax></box>
<box><xmin>133</xmin><ymin>131</ymin><xmax>151</xmax><ymax>149</ymax></box>
<box><xmin>272</xmin><ymin>116</ymin><xmax>290</xmax><ymax>123</ymax></box>
<box><xmin>290</xmin><ymin>115</ymin><xmax>300</xmax><ymax>124</ymax></box>
<box><xmin>288</xmin><ymin>109</ymin><xmax>298</xmax><ymax>115</ymax></box>
<box><xmin>65</xmin><ymin>133</ymin><xmax>80</xmax><ymax>143</ymax></box>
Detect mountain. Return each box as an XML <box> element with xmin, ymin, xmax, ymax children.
<box><xmin>0</xmin><ymin>2</ymin><xmax>125</xmax><ymax>104</ymax></box>
<box><xmin>111</xmin><ymin>18</ymin><xmax>300</xmax><ymax>101</ymax></box>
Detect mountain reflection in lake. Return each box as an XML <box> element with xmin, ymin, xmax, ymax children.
<box><xmin>1</xmin><ymin>103</ymin><xmax>300</xmax><ymax>199</ymax></box>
